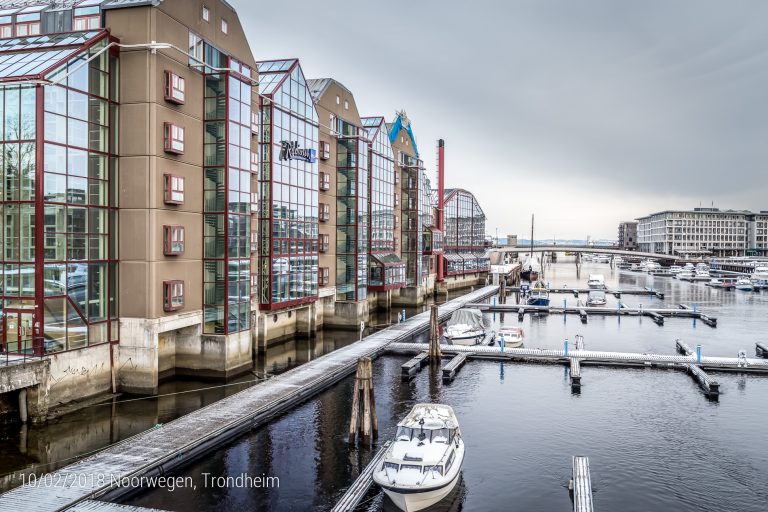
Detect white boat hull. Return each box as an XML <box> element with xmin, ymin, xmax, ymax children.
<box><xmin>381</xmin><ymin>467</ymin><xmax>461</xmax><ymax>512</ymax></box>
<box><xmin>448</xmin><ymin>334</ymin><xmax>484</xmax><ymax>346</ymax></box>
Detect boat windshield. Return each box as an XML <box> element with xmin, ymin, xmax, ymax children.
<box><xmin>423</xmin><ymin>465</ymin><xmax>444</xmax><ymax>475</ymax></box>
<box><xmin>430</xmin><ymin>428</ymin><xmax>450</xmax><ymax>443</ymax></box>
<box><xmin>396</xmin><ymin>426</ymin><xmax>413</xmax><ymax>441</ymax></box>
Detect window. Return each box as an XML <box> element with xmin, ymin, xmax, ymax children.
<box><xmin>319</xmin><ymin>203</ymin><xmax>330</xmax><ymax>222</ymax></box>
<box><xmin>15</xmin><ymin>21</ymin><xmax>40</xmax><ymax>36</ymax></box>
<box><xmin>221</xmin><ymin>18</ymin><xmax>228</xmax><ymax>34</ymax></box>
<box><xmin>344</xmin><ymin>100</ymin><xmax>349</xmax><ymax>110</ymax></box>
<box><xmin>251</xmin><ymin>111</ymin><xmax>259</xmax><ymax>134</ymax></box>
<box><xmin>164</xmin><ymin>122</ymin><xmax>185</xmax><ymax>154</ymax></box>
<box><xmin>163</xmin><ymin>226</ymin><xmax>185</xmax><ymax>255</ymax></box>
<box><xmin>319</xmin><ymin>267</ymin><xmax>330</xmax><ymax>286</ymax></box>
<box><xmin>73</xmin><ymin>6</ymin><xmax>101</xmax><ymax>30</ymax></box>
<box><xmin>319</xmin><ymin>141</ymin><xmax>330</xmax><ymax>160</ymax></box>
<box><xmin>164</xmin><ymin>174</ymin><xmax>185</xmax><ymax>204</ymax></box>
<box><xmin>0</xmin><ymin>18</ymin><xmax>11</xmax><ymax>38</ymax></box>
<box><xmin>394</xmin><ymin>194</ymin><xmax>399</xmax><ymax>207</ymax></box>
<box><xmin>336</xmin><ymin>95</ymin><xmax>340</xmax><ymax>105</ymax></box>
<box><xmin>319</xmin><ymin>171</ymin><xmax>330</xmax><ymax>191</ymax></box>
<box><xmin>202</xmin><ymin>5</ymin><xmax>210</xmax><ymax>21</ymax></box>
<box><xmin>163</xmin><ymin>280</ymin><xmax>184</xmax><ymax>311</ymax></box>
<box><xmin>319</xmin><ymin>234</ymin><xmax>329</xmax><ymax>253</ymax></box>
<box><xmin>165</xmin><ymin>71</ymin><xmax>186</xmax><ymax>104</ymax></box>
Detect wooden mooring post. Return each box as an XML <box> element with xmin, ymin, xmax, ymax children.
<box><xmin>349</xmin><ymin>357</ymin><xmax>378</xmax><ymax>444</ymax></box>
<box><xmin>428</xmin><ymin>304</ymin><xmax>442</xmax><ymax>361</ymax></box>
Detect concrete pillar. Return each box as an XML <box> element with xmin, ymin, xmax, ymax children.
<box><xmin>18</xmin><ymin>388</ymin><xmax>27</xmax><ymax>423</ymax></box>
<box><xmin>118</xmin><ymin>319</ymin><xmax>160</xmax><ymax>395</ymax></box>
<box><xmin>296</xmin><ymin>303</ymin><xmax>317</xmax><ymax>335</ymax></box>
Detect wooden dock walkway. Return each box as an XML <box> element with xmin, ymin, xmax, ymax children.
<box><xmin>401</xmin><ymin>351</ymin><xmax>428</xmax><ymax>380</ymax></box>
<box><xmin>674</xmin><ymin>340</ymin><xmax>720</xmax><ymax>398</ymax></box>
<box><xmin>331</xmin><ymin>441</ymin><xmax>391</xmax><ymax>512</ymax></box>
<box><xmin>0</xmin><ymin>287</ymin><xmax>498</xmax><ymax>512</ymax></box>
<box><xmin>507</xmin><ymin>286</ymin><xmax>664</xmax><ymax>299</ymax></box>
<box><xmin>65</xmin><ymin>502</ymin><xmax>168</xmax><ymax>512</ymax></box>
<box><xmin>570</xmin><ymin>456</ymin><xmax>594</xmax><ymax>512</ymax></box>
<box><xmin>570</xmin><ymin>358</ymin><xmax>581</xmax><ymax>389</ymax></box>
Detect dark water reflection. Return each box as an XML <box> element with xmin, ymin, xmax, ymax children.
<box><xmin>124</xmin><ymin>262</ymin><xmax>768</xmax><ymax>511</ymax></box>
<box><xmin>0</xmin><ymin>288</ymin><xmax>470</xmax><ymax>491</ymax></box>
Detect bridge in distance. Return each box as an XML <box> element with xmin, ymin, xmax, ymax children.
<box><xmin>490</xmin><ymin>245</ymin><xmax>680</xmax><ymax>261</ymax></box>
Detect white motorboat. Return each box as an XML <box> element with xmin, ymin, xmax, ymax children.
<box><xmin>669</xmin><ymin>265</ymin><xmax>683</xmax><ymax>275</ymax></box>
<box><xmin>373</xmin><ymin>404</ymin><xmax>464</xmax><ymax>512</ymax></box>
<box><xmin>645</xmin><ymin>261</ymin><xmax>661</xmax><ymax>273</ymax></box>
<box><xmin>676</xmin><ymin>269</ymin><xmax>695</xmax><ymax>281</ymax></box>
<box><xmin>735</xmin><ymin>278</ymin><xmax>755</xmax><ymax>291</ymax></box>
<box><xmin>587</xmin><ymin>274</ymin><xmax>605</xmax><ymax>289</ymax></box>
<box><xmin>750</xmin><ymin>266</ymin><xmax>768</xmax><ymax>290</ymax></box>
<box><xmin>692</xmin><ymin>269</ymin><xmax>711</xmax><ymax>281</ymax></box>
<box><xmin>443</xmin><ymin>309</ymin><xmax>488</xmax><ymax>346</ymax></box>
<box><xmin>705</xmin><ymin>278</ymin><xmax>735</xmax><ymax>290</ymax></box>
<box><xmin>586</xmin><ymin>289</ymin><xmax>607</xmax><ymax>306</ymax></box>
<box><xmin>495</xmin><ymin>326</ymin><xmax>524</xmax><ymax>348</ymax></box>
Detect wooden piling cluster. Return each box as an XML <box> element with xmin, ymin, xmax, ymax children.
<box><xmin>348</xmin><ymin>357</ymin><xmax>378</xmax><ymax>444</ymax></box>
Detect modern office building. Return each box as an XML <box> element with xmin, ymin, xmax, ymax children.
<box><xmin>636</xmin><ymin>208</ymin><xmax>768</xmax><ymax>257</ymax></box>
<box><xmin>442</xmin><ymin>188</ymin><xmax>490</xmax><ymax>286</ymax></box>
<box><xmin>618</xmin><ymin>221</ymin><xmax>638</xmax><ymax>251</ymax></box>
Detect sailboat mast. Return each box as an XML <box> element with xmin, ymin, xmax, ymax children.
<box><xmin>530</xmin><ymin>214</ymin><xmax>534</xmax><ymax>257</ymax></box>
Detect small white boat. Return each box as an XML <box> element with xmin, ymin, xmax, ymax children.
<box><xmin>587</xmin><ymin>274</ymin><xmax>605</xmax><ymax>289</ymax></box>
<box><xmin>373</xmin><ymin>404</ymin><xmax>464</xmax><ymax>512</ymax></box>
<box><xmin>735</xmin><ymin>278</ymin><xmax>755</xmax><ymax>291</ymax></box>
<box><xmin>705</xmin><ymin>278</ymin><xmax>735</xmax><ymax>290</ymax></box>
<box><xmin>692</xmin><ymin>269</ymin><xmax>711</xmax><ymax>281</ymax></box>
<box><xmin>677</xmin><ymin>270</ymin><xmax>695</xmax><ymax>281</ymax></box>
<box><xmin>443</xmin><ymin>309</ymin><xmax>488</xmax><ymax>346</ymax></box>
<box><xmin>495</xmin><ymin>327</ymin><xmax>524</xmax><ymax>348</ymax></box>
<box><xmin>669</xmin><ymin>265</ymin><xmax>683</xmax><ymax>275</ymax></box>
<box><xmin>586</xmin><ymin>290</ymin><xmax>607</xmax><ymax>306</ymax></box>
<box><xmin>645</xmin><ymin>261</ymin><xmax>661</xmax><ymax>273</ymax></box>
<box><xmin>750</xmin><ymin>266</ymin><xmax>768</xmax><ymax>290</ymax></box>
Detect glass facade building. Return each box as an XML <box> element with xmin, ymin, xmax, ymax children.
<box><xmin>256</xmin><ymin>59</ymin><xmax>319</xmax><ymax>310</ymax></box>
<box><xmin>199</xmin><ymin>44</ymin><xmax>254</xmax><ymax>334</ymax></box>
<box><xmin>335</xmin><ymin>118</ymin><xmax>369</xmax><ymax>301</ymax></box>
<box><xmin>443</xmin><ymin>189</ymin><xmax>489</xmax><ymax>275</ymax></box>
<box><xmin>361</xmin><ymin>116</ymin><xmax>404</xmax><ymax>291</ymax></box>
<box><xmin>0</xmin><ymin>31</ymin><xmax>118</xmax><ymax>355</ymax></box>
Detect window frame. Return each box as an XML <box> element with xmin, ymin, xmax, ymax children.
<box><xmin>163</xmin><ymin>280</ymin><xmax>185</xmax><ymax>312</ymax></box>
<box><xmin>221</xmin><ymin>18</ymin><xmax>228</xmax><ymax>34</ymax></box>
<box><xmin>319</xmin><ymin>267</ymin><xmax>330</xmax><ymax>286</ymax></box>
<box><xmin>164</xmin><ymin>70</ymin><xmax>186</xmax><ymax>104</ymax></box>
<box><xmin>163</xmin><ymin>173</ymin><xmax>185</xmax><ymax>204</ymax></box>
<box><xmin>319</xmin><ymin>171</ymin><xmax>330</xmax><ymax>191</ymax></box>
<box><xmin>319</xmin><ymin>234</ymin><xmax>329</xmax><ymax>253</ymax></box>
<box><xmin>202</xmin><ymin>5</ymin><xmax>210</xmax><ymax>22</ymax></box>
<box><xmin>164</xmin><ymin>122</ymin><xmax>185</xmax><ymax>154</ymax></box>
<box><xmin>319</xmin><ymin>141</ymin><xmax>330</xmax><ymax>160</ymax></box>
<box><xmin>319</xmin><ymin>202</ymin><xmax>330</xmax><ymax>222</ymax></box>
<box><xmin>163</xmin><ymin>225</ymin><xmax>185</xmax><ymax>256</ymax></box>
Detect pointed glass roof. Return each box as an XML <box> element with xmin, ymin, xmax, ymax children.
<box><xmin>0</xmin><ymin>30</ymin><xmax>106</xmax><ymax>81</ymax></box>
<box><xmin>256</xmin><ymin>58</ymin><xmax>297</xmax><ymax>95</ymax></box>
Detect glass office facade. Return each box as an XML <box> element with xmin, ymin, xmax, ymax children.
<box><xmin>400</xmin><ymin>154</ymin><xmax>434</xmax><ymax>287</ymax></box>
<box><xmin>335</xmin><ymin>118</ymin><xmax>368</xmax><ymax>301</ymax></box>
<box><xmin>256</xmin><ymin>60</ymin><xmax>319</xmax><ymax>310</ymax></box>
<box><xmin>0</xmin><ymin>31</ymin><xmax>118</xmax><ymax>355</ymax></box>
<box><xmin>362</xmin><ymin>116</ymin><xmax>404</xmax><ymax>290</ymax></box>
<box><xmin>201</xmin><ymin>50</ymin><xmax>253</xmax><ymax>334</ymax></box>
<box><xmin>443</xmin><ymin>189</ymin><xmax>488</xmax><ymax>275</ymax></box>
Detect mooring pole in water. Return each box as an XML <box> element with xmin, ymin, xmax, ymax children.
<box><xmin>18</xmin><ymin>388</ymin><xmax>27</xmax><ymax>423</ymax></box>
<box><xmin>696</xmin><ymin>344</ymin><xmax>702</xmax><ymax>364</ymax></box>
<box><xmin>564</xmin><ymin>339</ymin><xmax>569</xmax><ymax>357</ymax></box>
<box><xmin>492</xmin><ymin>296</ymin><xmax>497</xmax><ymax>321</ymax></box>
<box><xmin>349</xmin><ymin>357</ymin><xmax>377</xmax><ymax>445</ymax></box>
<box><xmin>428</xmin><ymin>304</ymin><xmax>442</xmax><ymax>361</ymax></box>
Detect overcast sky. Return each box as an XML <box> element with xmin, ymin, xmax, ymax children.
<box><xmin>234</xmin><ymin>0</ymin><xmax>768</xmax><ymax>240</ymax></box>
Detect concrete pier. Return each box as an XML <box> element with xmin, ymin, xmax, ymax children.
<box><xmin>0</xmin><ymin>286</ymin><xmax>498</xmax><ymax>511</ymax></box>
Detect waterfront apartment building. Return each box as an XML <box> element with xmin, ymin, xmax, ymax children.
<box><xmin>0</xmin><ymin>0</ymin><xmax>489</xmax><ymax>416</ymax></box>
<box><xmin>636</xmin><ymin>208</ymin><xmax>768</xmax><ymax>257</ymax></box>
<box><xmin>618</xmin><ymin>221</ymin><xmax>638</xmax><ymax>251</ymax></box>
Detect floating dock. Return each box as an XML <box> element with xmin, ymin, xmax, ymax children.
<box><xmin>65</xmin><ymin>502</ymin><xmax>169</xmax><ymax>512</ymax></box>
<box><xmin>0</xmin><ymin>287</ymin><xmax>498</xmax><ymax>512</ymax></box>
<box><xmin>507</xmin><ymin>286</ymin><xmax>664</xmax><ymax>299</ymax></box>
<box><xmin>442</xmin><ymin>353</ymin><xmax>468</xmax><ymax>383</ymax></box>
<box><xmin>465</xmin><ymin>303</ymin><xmax>717</xmax><ymax>328</ymax></box>
<box><xmin>331</xmin><ymin>441</ymin><xmax>391</xmax><ymax>512</ymax></box>
<box><xmin>570</xmin><ymin>456</ymin><xmax>594</xmax><ymax>512</ymax></box>
<box><xmin>401</xmin><ymin>351</ymin><xmax>429</xmax><ymax>380</ymax></box>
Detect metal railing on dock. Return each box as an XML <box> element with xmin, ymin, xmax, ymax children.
<box><xmin>331</xmin><ymin>441</ymin><xmax>391</xmax><ymax>512</ymax></box>
<box><xmin>0</xmin><ymin>287</ymin><xmax>499</xmax><ymax>512</ymax></box>
<box><xmin>570</xmin><ymin>456</ymin><xmax>594</xmax><ymax>512</ymax></box>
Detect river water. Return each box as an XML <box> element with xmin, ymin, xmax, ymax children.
<box><xmin>119</xmin><ymin>261</ymin><xmax>768</xmax><ymax>512</ymax></box>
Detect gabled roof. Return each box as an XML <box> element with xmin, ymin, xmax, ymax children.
<box><xmin>255</xmin><ymin>58</ymin><xmax>297</xmax><ymax>96</ymax></box>
<box><xmin>305</xmin><ymin>77</ymin><xmax>352</xmax><ymax>103</ymax></box>
<box><xmin>360</xmin><ymin>115</ymin><xmax>385</xmax><ymax>139</ymax></box>
<box><xmin>389</xmin><ymin>111</ymin><xmax>419</xmax><ymax>157</ymax></box>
